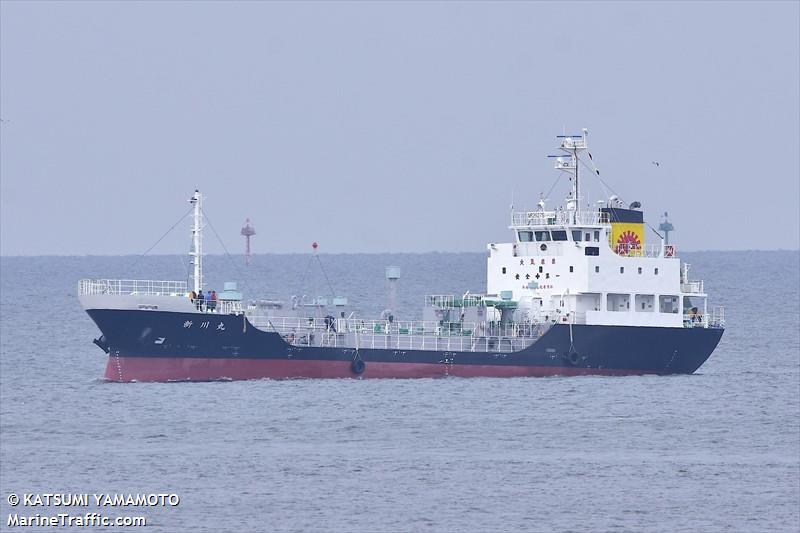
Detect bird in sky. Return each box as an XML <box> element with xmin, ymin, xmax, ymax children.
<box><xmin>651</xmin><ymin>161</ymin><xmax>660</xmax><ymax>167</ymax></box>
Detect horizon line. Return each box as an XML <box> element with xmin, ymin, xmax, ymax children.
<box><xmin>1</xmin><ymin>248</ymin><xmax>799</xmax><ymax>258</ymax></box>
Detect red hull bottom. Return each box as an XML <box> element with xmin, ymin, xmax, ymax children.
<box><xmin>104</xmin><ymin>356</ymin><xmax>642</xmax><ymax>382</ymax></box>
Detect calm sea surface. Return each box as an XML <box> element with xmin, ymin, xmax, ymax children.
<box><xmin>1</xmin><ymin>251</ymin><xmax>798</xmax><ymax>532</ymax></box>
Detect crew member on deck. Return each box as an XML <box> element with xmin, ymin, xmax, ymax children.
<box><xmin>197</xmin><ymin>290</ymin><xmax>205</xmax><ymax>311</ymax></box>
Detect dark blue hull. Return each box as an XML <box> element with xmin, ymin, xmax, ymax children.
<box><xmin>86</xmin><ymin>309</ymin><xmax>724</xmax><ymax>381</ymax></box>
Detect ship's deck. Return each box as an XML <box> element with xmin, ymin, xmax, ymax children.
<box><xmin>247</xmin><ymin>315</ymin><xmax>548</xmax><ymax>353</ymax></box>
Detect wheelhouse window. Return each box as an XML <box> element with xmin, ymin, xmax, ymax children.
<box><xmin>607</xmin><ymin>293</ymin><xmax>630</xmax><ymax>311</ymax></box>
<box><xmin>535</xmin><ymin>231</ymin><xmax>551</xmax><ymax>242</ymax></box>
<box><xmin>571</xmin><ymin>230</ymin><xmax>582</xmax><ymax>241</ymax></box>
<box><xmin>659</xmin><ymin>295</ymin><xmax>679</xmax><ymax>313</ymax></box>
<box><xmin>636</xmin><ymin>294</ymin><xmax>655</xmax><ymax>312</ymax></box>
<box><xmin>518</xmin><ymin>231</ymin><xmax>534</xmax><ymax>242</ymax></box>
<box><xmin>551</xmin><ymin>230</ymin><xmax>568</xmax><ymax>241</ymax></box>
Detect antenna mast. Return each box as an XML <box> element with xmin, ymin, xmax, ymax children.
<box><xmin>550</xmin><ymin>128</ymin><xmax>588</xmax><ymax>224</ymax></box>
<box><xmin>189</xmin><ymin>190</ymin><xmax>203</xmax><ymax>293</ymax></box>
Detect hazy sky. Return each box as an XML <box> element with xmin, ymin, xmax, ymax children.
<box><xmin>1</xmin><ymin>1</ymin><xmax>798</xmax><ymax>256</ymax></box>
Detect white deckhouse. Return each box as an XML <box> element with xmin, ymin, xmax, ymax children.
<box><xmin>486</xmin><ymin>129</ymin><xmax>721</xmax><ymax>329</ymax></box>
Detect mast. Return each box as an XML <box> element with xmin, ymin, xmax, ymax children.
<box><xmin>551</xmin><ymin>128</ymin><xmax>588</xmax><ymax>224</ymax></box>
<box><xmin>575</xmin><ymin>133</ymin><xmax>580</xmax><ymax>217</ymax></box>
<box><xmin>189</xmin><ymin>189</ymin><xmax>203</xmax><ymax>293</ymax></box>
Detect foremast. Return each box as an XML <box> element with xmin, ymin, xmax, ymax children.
<box><xmin>189</xmin><ymin>189</ymin><xmax>204</xmax><ymax>293</ymax></box>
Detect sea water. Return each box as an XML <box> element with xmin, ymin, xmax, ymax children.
<box><xmin>1</xmin><ymin>251</ymin><xmax>798</xmax><ymax>532</ymax></box>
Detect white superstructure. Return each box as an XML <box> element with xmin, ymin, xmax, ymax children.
<box><xmin>486</xmin><ymin>130</ymin><xmax>721</xmax><ymax>329</ymax></box>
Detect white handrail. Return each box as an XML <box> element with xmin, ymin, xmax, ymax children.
<box><xmin>79</xmin><ymin>278</ymin><xmax>188</xmax><ymax>296</ymax></box>
<box><xmin>250</xmin><ymin>314</ymin><xmax>549</xmax><ymax>353</ymax></box>
<box><xmin>682</xmin><ymin>305</ymin><xmax>724</xmax><ymax>328</ymax></box>
<box><xmin>244</xmin><ymin>314</ymin><xmax>548</xmax><ymax>339</ymax></box>
<box><xmin>512</xmin><ymin>209</ymin><xmax>607</xmax><ymax>227</ymax></box>
<box><xmin>681</xmin><ymin>280</ymin><xmax>705</xmax><ymax>293</ymax></box>
<box><xmin>613</xmin><ymin>243</ymin><xmax>667</xmax><ymax>258</ymax></box>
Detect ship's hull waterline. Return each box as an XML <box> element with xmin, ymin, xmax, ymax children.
<box><xmin>89</xmin><ymin>309</ymin><xmax>724</xmax><ymax>382</ymax></box>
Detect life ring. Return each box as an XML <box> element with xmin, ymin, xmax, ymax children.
<box><xmin>351</xmin><ymin>357</ymin><xmax>365</xmax><ymax>375</ymax></box>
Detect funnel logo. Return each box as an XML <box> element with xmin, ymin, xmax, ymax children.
<box><xmin>615</xmin><ymin>230</ymin><xmax>641</xmax><ymax>254</ymax></box>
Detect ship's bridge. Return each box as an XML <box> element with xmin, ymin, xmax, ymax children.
<box><xmin>509</xmin><ymin>205</ymin><xmax>673</xmax><ymax>259</ymax></box>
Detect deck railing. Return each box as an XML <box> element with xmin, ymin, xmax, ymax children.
<box><xmin>425</xmin><ymin>295</ymin><xmax>485</xmax><ymax>308</ymax></box>
<box><xmin>512</xmin><ymin>209</ymin><xmax>607</xmax><ymax>227</ymax></box>
<box><xmin>683</xmin><ymin>306</ymin><xmax>725</xmax><ymax>328</ymax></box>
<box><xmin>248</xmin><ymin>315</ymin><xmax>542</xmax><ymax>338</ymax></box>
<box><xmin>709</xmin><ymin>306</ymin><xmax>725</xmax><ymax>328</ymax></box>
<box><xmin>216</xmin><ymin>300</ymin><xmax>242</xmax><ymax>314</ymax></box>
<box><xmin>79</xmin><ymin>279</ymin><xmax>188</xmax><ymax>296</ymax></box>
<box><xmin>681</xmin><ymin>280</ymin><xmax>705</xmax><ymax>294</ymax></box>
<box><xmin>613</xmin><ymin>243</ymin><xmax>670</xmax><ymax>258</ymax></box>
<box><xmin>245</xmin><ymin>313</ymin><xmax>550</xmax><ymax>353</ymax></box>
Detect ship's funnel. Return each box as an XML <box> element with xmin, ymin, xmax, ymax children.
<box><xmin>601</xmin><ymin>207</ymin><xmax>645</xmax><ymax>256</ymax></box>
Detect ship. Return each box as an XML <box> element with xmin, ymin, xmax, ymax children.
<box><xmin>79</xmin><ymin>130</ymin><xmax>724</xmax><ymax>382</ymax></box>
